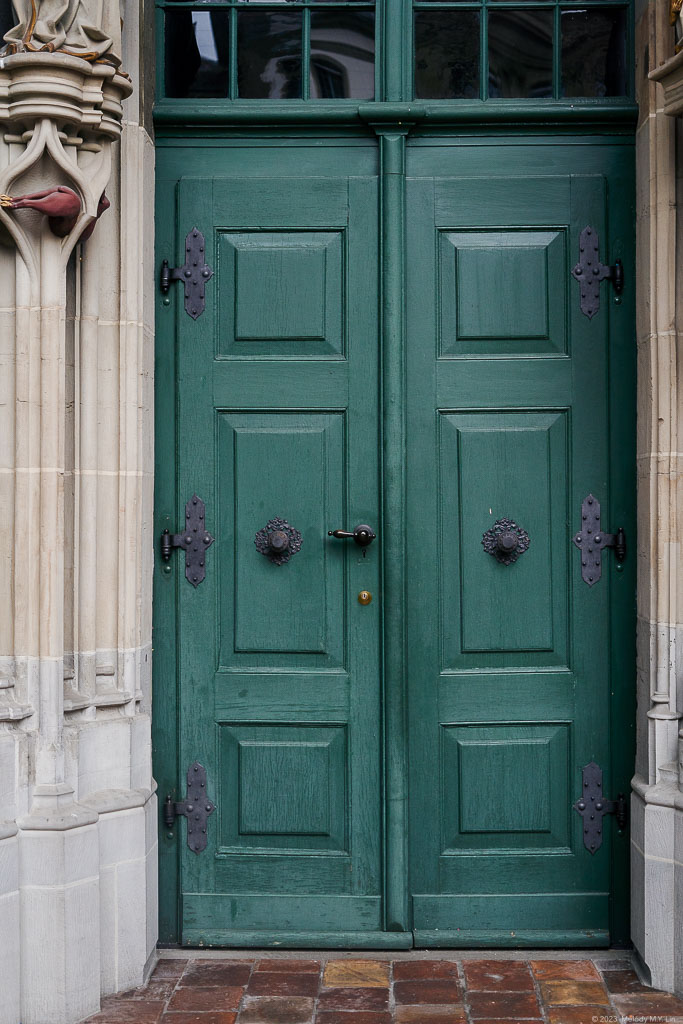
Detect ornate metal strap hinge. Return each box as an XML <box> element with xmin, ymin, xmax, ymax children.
<box><xmin>160</xmin><ymin>227</ymin><xmax>213</xmax><ymax>320</ymax></box>
<box><xmin>573</xmin><ymin>762</ymin><xmax>627</xmax><ymax>854</ymax></box>
<box><xmin>572</xmin><ymin>494</ymin><xmax>626</xmax><ymax>586</ymax></box>
<box><xmin>572</xmin><ymin>226</ymin><xmax>624</xmax><ymax>320</ymax></box>
<box><xmin>161</xmin><ymin>494</ymin><xmax>215</xmax><ymax>587</ymax></box>
<box><xmin>163</xmin><ymin>762</ymin><xmax>216</xmax><ymax>854</ymax></box>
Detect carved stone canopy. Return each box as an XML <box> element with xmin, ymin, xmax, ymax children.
<box><xmin>3</xmin><ymin>0</ymin><xmax>123</xmax><ymax>69</ymax></box>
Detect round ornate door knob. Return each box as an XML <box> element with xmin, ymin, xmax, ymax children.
<box><xmin>268</xmin><ymin>530</ymin><xmax>290</xmax><ymax>553</ymax></box>
<box><xmin>254</xmin><ymin>518</ymin><xmax>302</xmax><ymax>565</ymax></box>
<box><xmin>358</xmin><ymin>591</ymin><xmax>372</xmax><ymax>605</ymax></box>
<box><xmin>481</xmin><ymin>518</ymin><xmax>530</xmax><ymax>566</ymax></box>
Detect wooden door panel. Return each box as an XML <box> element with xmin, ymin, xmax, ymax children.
<box><xmin>218</xmin><ymin>412</ymin><xmax>345</xmax><ymax>667</ymax></box>
<box><xmin>407</xmin><ymin>168</ymin><xmax>619</xmax><ymax>945</ymax></box>
<box><xmin>217</xmin><ymin>231</ymin><xmax>344</xmax><ymax>358</ymax></box>
<box><xmin>440</xmin><ymin>410</ymin><xmax>569</xmax><ymax>665</ymax></box>
<box><xmin>439</xmin><ymin>229</ymin><xmax>567</xmax><ymax>356</ymax></box>
<box><xmin>176</xmin><ymin>175</ymin><xmax>382</xmax><ymax>945</ymax></box>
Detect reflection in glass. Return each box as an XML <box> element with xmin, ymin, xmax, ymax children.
<box><xmin>165</xmin><ymin>10</ymin><xmax>230</xmax><ymax>98</ymax></box>
<box><xmin>561</xmin><ymin>8</ymin><xmax>627</xmax><ymax>97</ymax></box>
<box><xmin>488</xmin><ymin>10</ymin><xmax>553</xmax><ymax>98</ymax></box>
<box><xmin>309</xmin><ymin>12</ymin><xmax>375</xmax><ymax>99</ymax></box>
<box><xmin>238</xmin><ymin>13</ymin><xmax>302</xmax><ymax>99</ymax></box>
<box><xmin>415</xmin><ymin>11</ymin><xmax>480</xmax><ymax>99</ymax></box>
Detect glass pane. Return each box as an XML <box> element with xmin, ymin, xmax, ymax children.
<box><xmin>238</xmin><ymin>12</ymin><xmax>302</xmax><ymax>99</ymax></box>
<box><xmin>561</xmin><ymin>7</ymin><xmax>627</xmax><ymax>97</ymax></box>
<box><xmin>488</xmin><ymin>10</ymin><xmax>553</xmax><ymax>99</ymax></box>
<box><xmin>309</xmin><ymin>11</ymin><xmax>375</xmax><ymax>99</ymax></box>
<box><xmin>165</xmin><ymin>10</ymin><xmax>230</xmax><ymax>98</ymax></box>
<box><xmin>414</xmin><ymin>11</ymin><xmax>480</xmax><ymax>99</ymax></box>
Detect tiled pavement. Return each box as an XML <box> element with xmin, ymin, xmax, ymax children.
<box><xmin>85</xmin><ymin>956</ymin><xmax>683</xmax><ymax>1024</ymax></box>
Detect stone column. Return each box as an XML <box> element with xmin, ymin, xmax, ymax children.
<box><xmin>0</xmin><ymin>6</ymin><xmax>157</xmax><ymax>1018</ymax></box>
<box><xmin>632</xmin><ymin>0</ymin><xmax>683</xmax><ymax>995</ymax></box>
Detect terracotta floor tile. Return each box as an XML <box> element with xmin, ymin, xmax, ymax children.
<box><xmin>317</xmin><ymin>987</ymin><xmax>390</xmax><ymax>1011</ymax></box>
<box><xmin>393</xmin><ymin>960</ymin><xmax>460</xmax><ymax>981</ymax></box>
<box><xmin>472</xmin><ymin>1020</ymin><xmax>543</xmax><ymax>1024</ymax></box>
<box><xmin>153</xmin><ymin>961</ymin><xmax>190</xmax><ymax>979</ymax></box>
<box><xmin>394</xmin><ymin>979</ymin><xmax>462</xmax><ymax>1004</ymax></box>
<box><xmin>315</xmin><ymin>1014</ymin><xmax>392</xmax><ymax>1024</ymax></box>
<box><xmin>547</xmin><ymin>1008</ymin><xmax>617</xmax><ymax>1024</ymax></box>
<box><xmin>530</xmin><ymin>961</ymin><xmax>602</xmax><ymax>983</ymax></box>
<box><xmin>468</xmin><ymin>991</ymin><xmax>541</xmax><ymax>1019</ymax></box>
<box><xmin>254</xmin><ymin>961</ymin><xmax>321</xmax><ymax>975</ymax></box>
<box><xmin>322</xmin><ymin>960</ymin><xmax>390</xmax><ymax>987</ymax></box>
<box><xmin>168</xmin><ymin>987</ymin><xmax>243</xmax><ymax>1012</ymax></box>
<box><xmin>539</xmin><ymin>981</ymin><xmax>609</xmax><ymax>1006</ymax></box>
<box><xmin>464</xmin><ymin>961</ymin><xmax>534</xmax><ymax>992</ymax></box>
<box><xmin>237</xmin><ymin>996</ymin><xmax>315</xmax><ymax>1023</ymax></box>
<box><xmin>394</xmin><ymin>1003</ymin><xmax>468</xmax><ymax>1022</ymax></box>
<box><xmin>182</xmin><ymin>961</ymin><xmax>253</xmax><ymax>987</ymax></box>
<box><xmin>602</xmin><ymin>969</ymin><xmax>652</xmax><ymax>995</ymax></box>
<box><xmin>162</xmin><ymin>1014</ymin><xmax>237</xmax><ymax>1024</ymax></box>
<box><xmin>247</xmin><ymin>974</ymin><xmax>319</xmax><ymax>998</ymax></box>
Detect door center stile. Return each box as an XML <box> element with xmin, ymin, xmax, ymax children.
<box><xmin>377</xmin><ymin>126</ymin><xmax>410</xmax><ymax>934</ymax></box>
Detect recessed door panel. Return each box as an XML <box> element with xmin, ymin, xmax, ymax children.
<box><xmin>218</xmin><ymin>231</ymin><xmax>345</xmax><ymax>357</ymax></box>
<box><xmin>439</xmin><ymin>229</ymin><xmax>567</xmax><ymax>356</ymax></box>
<box><xmin>218</xmin><ymin>412</ymin><xmax>345</xmax><ymax>666</ymax></box>
<box><xmin>440</xmin><ymin>410</ymin><xmax>568</xmax><ymax>663</ymax></box>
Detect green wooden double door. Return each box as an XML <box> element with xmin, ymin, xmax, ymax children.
<box><xmin>158</xmin><ymin>139</ymin><xmax>634</xmax><ymax>948</ymax></box>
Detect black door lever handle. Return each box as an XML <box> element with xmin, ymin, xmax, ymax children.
<box><xmin>328</xmin><ymin>524</ymin><xmax>376</xmax><ymax>547</ymax></box>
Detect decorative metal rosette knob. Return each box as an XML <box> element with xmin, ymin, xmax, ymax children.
<box><xmin>254</xmin><ymin>517</ymin><xmax>303</xmax><ymax>566</ymax></box>
<box><xmin>481</xmin><ymin>517</ymin><xmax>530</xmax><ymax>566</ymax></box>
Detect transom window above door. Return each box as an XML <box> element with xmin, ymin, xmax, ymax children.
<box><xmin>415</xmin><ymin>1</ymin><xmax>628</xmax><ymax>100</ymax></box>
<box><xmin>159</xmin><ymin>0</ymin><xmax>630</xmax><ymax>102</ymax></box>
<box><xmin>163</xmin><ymin>3</ymin><xmax>377</xmax><ymax>99</ymax></box>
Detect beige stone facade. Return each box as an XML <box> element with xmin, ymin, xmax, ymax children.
<box><xmin>0</xmin><ymin>4</ymin><xmax>157</xmax><ymax>1022</ymax></box>
<box><xmin>631</xmin><ymin>0</ymin><xmax>683</xmax><ymax>995</ymax></box>
<box><xmin>0</xmin><ymin>0</ymin><xmax>682</xmax><ymax>1021</ymax></box>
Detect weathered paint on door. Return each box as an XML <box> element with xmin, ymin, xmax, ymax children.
<box><xmin>172</xmin><ymin>174</ymin><xmax>386</xmax><ymax>946</ymax></box>
<box><xmin>154</xmin><ymin>139</ymin><xmax>634</xmax><ymax>948</ymax></box>
<box><xmin>405</xmin><ymin>158</ymin><xmax>633</xmax><ymax>946</ymax></box>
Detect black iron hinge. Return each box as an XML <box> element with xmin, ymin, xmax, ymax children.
<box><xmin>573</xmin><ymin>762</ymin><xmax>628</xmax><ymax>854</ymax></box>
<box><xmin>160</xmin><ymin>227</ymin><xmax>213</xmax><ymax>320</ymax></box>
<box><xmin>572</xmin><ymin>226</ymin><xmax>624</xmax><ymax>320</ymax></box>
<box><xmin>160</xmin><ymin>494</ymin><xmax>214</xmax><ymax>588</ymax></box>
<box><xmin>164</xmin><ymin>761</ymin><xmax>215</xmax><ymax>854</ymax></box>
<box><xmin>572</xmin><ymin>494</ymin><xmax>626</xmax><ymax>586</ymax></box>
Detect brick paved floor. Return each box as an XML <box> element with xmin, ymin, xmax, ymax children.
<box><xmin>85</xmin><ymin>956</ymin><xmax>683</xmax><ymax>1024</ymax></box>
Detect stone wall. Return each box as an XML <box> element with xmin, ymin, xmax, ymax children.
<box><xmin>632</xmin><ymin>0</ymin><xmax>683</xmax><ymax>996</ymax></box>
<box><xmin>0</xmin><ymin>3</ymin><xmax>156</xmax><ymax>1021</ymax></box>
